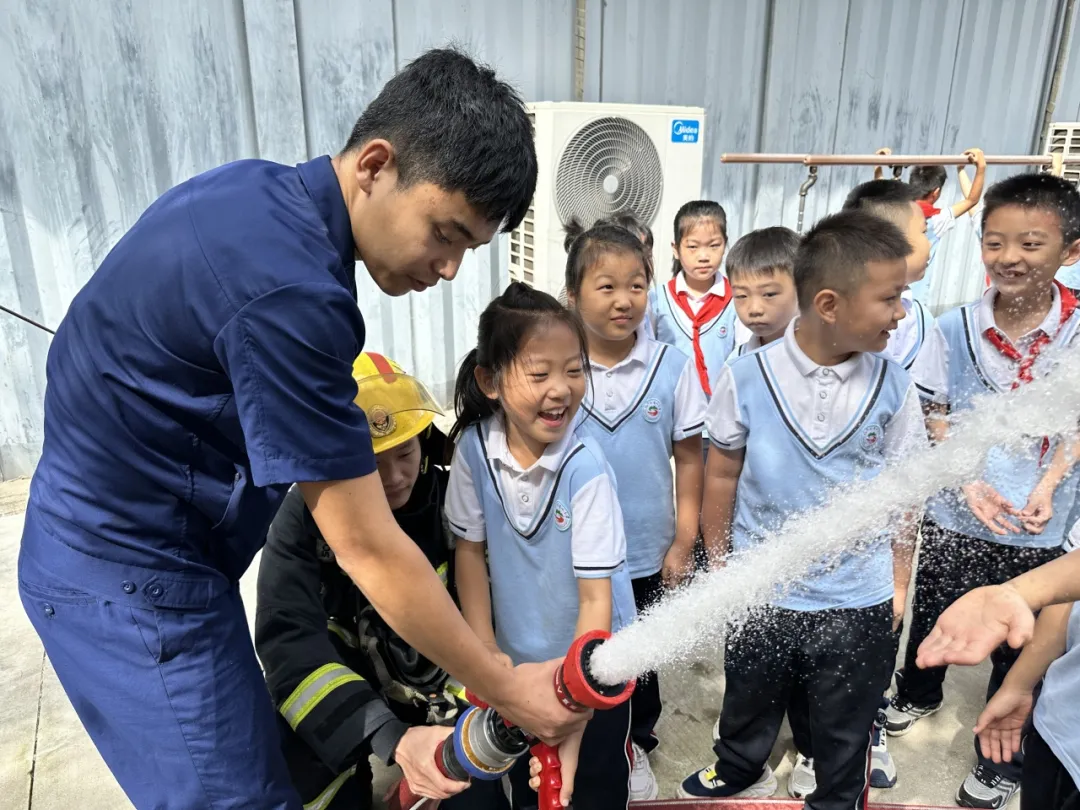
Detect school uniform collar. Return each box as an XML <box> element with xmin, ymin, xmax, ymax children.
<box><xmin>783</xmin><ymin>318</ymin><xmax>862</xmax><ymax>381</ymax></box>
<box><xmin>901</xmin><ymin>287</ymin><xmax>915</xmax><ymax>313</ymax></box>
<box><xmin>588</xmin><ymin>333</ymin><xmax>652</xmax><ymax>372</ymax></box>
<box><xmin>296</xmin><ymin>155</ymin><xmax>356</xmax><ymax>273</ymax></box>
<box><xmin>977</xmin><ymin>284</ymin><xmax>1063</xmax><ymax>342</ymax></box>
<box><xmin>484</xmin><ymin>415</ymin><xmax>577</xmax><ymax>474</ymax></box>
<box><xmin>675</xmin><ymin>271</ymin><xmax>728</xmax><ymax>300</ymax></box>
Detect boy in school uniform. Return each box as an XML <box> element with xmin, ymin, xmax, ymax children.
<box><xmin>843</xmin><ymin>179</ymin><xmax>950</xmax><ymax>440</ymax></box>
<box><xmin>886</xmin><ymin>173</ymin><xmax>1080</xmax><ymax>809</ymax></box>
<box><xmin>906</xmin><ymin>149</ymin><xmax>987</xmax><ymax>302</ymax></box>
<box><xmin>679</xmin><ymin>211</ymin><xmax>928</xmax><ymax>809</ymax></box>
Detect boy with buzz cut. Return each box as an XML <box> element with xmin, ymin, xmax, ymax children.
<box><xmin>907</xmin><ymin>149</ymin><xmax>987</xmax><ymax>302</ymax></box>
<box><xmin>679</xmin><ymin>211</ymin><xmax>928</xmax><ymax>809</ymax></box>
<box><xmin>843</xmin><ymin>180</ymin><xmax>949</xmax><ymax>441</ymax></box>
<box><xmin>887</xmin><ymin>172</ymin><xmax>1080</xmax><ymax>809</ymax></box>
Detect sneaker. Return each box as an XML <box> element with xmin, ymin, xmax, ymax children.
<box><xmin>870</xmin><ymin>706</ymin><xmax>897</xmax><ymax>788</ymax></box>
<box><xmin>788</xmin><ymin>753</ymin><xmax>816</xmax><ymax>799</ymax></box>
<box><xmin>884</xmin><ymin>694</ymin><xmax>942</xmax><ymax>736</ymax></box>
<box><xmin>677</xmin><ymin>763</ymin><xmax>778</xmax><ymax>799</ymax></box>
<box><xmin>956</xmin><ymin>764</ymin><xmax>1020</xmax><ymax>808</ymax></box>
<box><xmin>629</xmin><ymin>742</ymin><xmax>659</xmax><ymax>801</ymax></box>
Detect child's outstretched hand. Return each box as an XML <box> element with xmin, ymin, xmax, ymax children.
<box><xmin>527</xmin><ymin>731</ymin><xmax>582</xmax><ymax>807</ymax></box>
<box><xmin>974</xmin><ymin>684</ymin><xmax>1033</xmax><ymax>763</ymax></box>
<box><xmin>962</xmin><ymin>481</ymin><xmax>1020</xmax><ymax>535</ymax></box>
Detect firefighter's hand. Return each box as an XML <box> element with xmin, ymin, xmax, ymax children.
<box><xmin>393</xmin><ymin>726</ymin><xmax>470</xmax><ymax>800</ymax></box>
<box><xmin>496</xmin><ymin>661</ymin><xmax>591</xmax><ymax>744</ymax></box>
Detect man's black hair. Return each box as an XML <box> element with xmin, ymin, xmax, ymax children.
<box><xmin>908</xmin><ymin>166</ymin><xmax>948</xmax><ymax>200</ymax></box>
<box><xmin>342</xmin><ymin>47</ymin><xmax>536</xmax><ymax>232</ymax></box>
<box><xmin>982</xmin><ymin>172</ymin><xmax>1080</xmax><ymax>245</ymax></box>
<box><xmin>795</xmin><ymin>211</ymin><xmax>912</xmax><ymax>308</ymax></box>
<box><xmin>726</xmin><ymin>227</ymin><xmax>800</xmax><ymax>280</ymax></box>
<box><xmin>843</xmin><ymin>180</ymin><xmax>919</xmax><ymax>231</ymax></box>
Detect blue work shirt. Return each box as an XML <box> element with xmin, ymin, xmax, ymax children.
<box><xmin>24</xmin><ymin>156</ymin><xmax>377</xmax><ymax>585</ymax></box>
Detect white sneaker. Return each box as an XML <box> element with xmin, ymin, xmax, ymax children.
<box><xmin>629</xmin><ymin>742</ymin><xmax>659</xmax><ymax>801</ymax></box>
<box><xmin>788</xmin><ymin>753</ymin><xmax>816</xmax><ymax>799</ymax></box>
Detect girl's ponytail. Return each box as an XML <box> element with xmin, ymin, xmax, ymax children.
<box><xmin>450</xmin><ymin>348</ymin><xmax>496</xmax><ymax>446</ymax></box>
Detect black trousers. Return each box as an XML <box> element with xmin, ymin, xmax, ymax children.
<box><xmin>630</xmin><ymin>572</ymin><xmax>664</xmax><ymax>753</ymax></box>
<box><xmin>279</xmin><ymin>716</ymin><xmax>509</xmax><ymax>810</ymax></box>
<box><xmin>896</xmin><ymin>518</ymin><xmax>1063</xmax><ymax>781</ymax></box>
<box><xmin>1022</xmin><ymin>728</ymin><xmax>1080</xmax><ymax>810</ymax></box>
<box><xmin>714</xmin><ymin>602</ymin><xmax>894</xmax><ymax>810</ymax></box>
<box><xmin>507</xmin><ymin>700</ymin><xmax>631</xmax><ymax>810</ymax></box>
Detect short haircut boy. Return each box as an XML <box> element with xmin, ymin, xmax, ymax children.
<box><xmin>843</xmin><ymin>180</ymin><xmax>919</xmax><ymax>231</ymax></box>
<box><xmin>342</xmin><ymin>47</ymin><xmax>536</xmax><ymax>232</ymax></box>
<box><xmin>981</xmin><ymin>172</ymin><xmax>1080</xmax><ymax>245</ymax></box>
<box><xmin>794</xmin><ymin>211</ymin><xmax>912</xmax><ymax>307</ymax></box>
<box><xmin>909</xmin><ymin>166</ymin><xmax>948</xmax><ymax>200</ymax></box>
<box><xmin>726</xmin><ymin>227</ymin><xmax>800</xmax><ymax>280</ymax></box>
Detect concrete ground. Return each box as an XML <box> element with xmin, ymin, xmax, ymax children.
<box><xmin>0</xmin><ymin>476</ymin><xmax>995</xmax><ymax>809</ymax></box>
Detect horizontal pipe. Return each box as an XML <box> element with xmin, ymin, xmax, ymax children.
<box><xmin>804</xmin><ymin>154</ymin><xmax>1054</xmax><ymax>166</ymax></box>
<box><xmin>721</xmin><ymin>153</ymin><xmax>808</xmax><ymax>164</ymax></box>
<box><xmin>720</xmin><ymin>152</ymin><xmax>1060</xmax><ymax>167</ymax></box>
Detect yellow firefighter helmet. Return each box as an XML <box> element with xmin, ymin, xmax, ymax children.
<box><xmin>352</xmin><ymin>353</ymin><xmax>442</xmax><ymax>455</ymax></box>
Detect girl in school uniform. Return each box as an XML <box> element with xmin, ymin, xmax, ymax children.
<box><xmin>564</xmin><ymin>220</ymin><xmax>706</xmax><ymax>801</ymax></box>
<box><xmin>648</xmin><ymin>201</ymin><xmax>739</xmax><ymax>401</ymax></box>
<box><xmin>445</xmin><ymin>281</ymin><xmax>637</xmax><ymax>810</ymax></box>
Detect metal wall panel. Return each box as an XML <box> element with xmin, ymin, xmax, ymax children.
<box><xmin>590</xmin><ymin>0</ymin><xmax>1065</xmax><ymax>313</ymax></box>
<box><xmin>0</xmin><ymin>0</ymin><xmax>1071</xmax><ymax>478</ymax></box>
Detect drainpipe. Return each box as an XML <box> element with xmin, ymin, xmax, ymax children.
<box><xmin>1039</xmin><ymin>0</ymin><xmax>1077</xmax><ymax>153</ymax></box>
<box><xmin>574</xmin><ymin>0</ymin><xmax>586</xmax><ymax>101</ymax></box>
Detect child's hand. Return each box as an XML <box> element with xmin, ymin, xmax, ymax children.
<box><xmin>527</xmin><ymin>731</ymin><xmax>583</xmax><ymax>807</ymax></box>
<box><xmin>662</xmin><ymin>543</ymin><xmax>695</xmax><ymax>589</ymax></box>
<box><xmin>1019</xmin><ymin>482</ymin><xmax>1054</xmax><ymax>534</ymax></box>
<box><xmin>974</xmin><ymin>685</ymin><xmax>1033</xmax><ymax>764</ymax></box>
<box><xmin>964</xmin><ymin>147</ymin><xmax>986</xmax><ymax>170</ymax></box>
<box><xmin>961</xmin><ymin>481</ymin><xmax>1020</xmax><ymax>535</ymax></box>
<box><xmin>892</xmin><ymin>588</ymin><xmax>907</xmax><ymax>632</ymax></box>
<box><xmin>875</xmin><ymin>146</ymin><xmax>892</xmax><ymax>157</ymax></box>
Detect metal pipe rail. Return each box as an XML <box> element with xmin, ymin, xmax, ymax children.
<box><xmin>721</xmin><ymin>152</ymin><xmax>1064</xmax><ymax>169</ymax></box>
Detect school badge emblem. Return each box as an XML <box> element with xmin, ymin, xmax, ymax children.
<box><xmin>643</xmin><ymin>398</ymin><xmax>662</xmax><ymax>423</ymax></box>
<box><xmin>553</xmin><ymin>500</ymin><xmax>572</xmax><ymax>532</ymax></box>
<box><xmin>718</xmin><ymin>325</ymin><xmax>728</xmax><ymax>337</ymax></box>
<box><xmin>861</xmin><ymin>423</ymin><xmax>884</xmax><ymax>453</ymax></box>
<box><xmin>368</xmin><ymin>406</ymin><xmax>396</xmax><ymax>438</ymax></box>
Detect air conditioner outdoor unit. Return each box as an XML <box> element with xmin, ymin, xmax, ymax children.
<box><xmin>1046</xmin><ymin>121</ymin><xmax>1080</xmax><ymax>185</ymax></box>
<box><xmin>509</xmin><ymin>101</ymin><xmax>706</xmax><ymax>297</ymax></box>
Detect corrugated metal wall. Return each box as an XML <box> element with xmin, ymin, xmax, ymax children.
<box><xmin>0</xmin><ymin>0</ymin><xmax>1073</xmax><ymax>479</ymax></box>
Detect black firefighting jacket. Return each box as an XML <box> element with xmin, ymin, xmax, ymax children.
<box><xmin>255</xmin><ymin>446</ymin><xmax>454</xmax><ymax>773</ymax></box>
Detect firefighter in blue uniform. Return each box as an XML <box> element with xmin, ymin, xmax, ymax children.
<box><xmin>17</xmin><ymin>49</ymin><xmax>582</xmax><ymax>809</ymax></box>
<box><xmin>256</xmin><ymin>352</ymin><xmax>508</xmax><ymax>809</ymax></box>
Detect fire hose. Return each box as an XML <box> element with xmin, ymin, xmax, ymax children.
<box><xmin>386</xmin><ymin>630</ymin><xmax>634</xmax><ymax>810</ymax></box>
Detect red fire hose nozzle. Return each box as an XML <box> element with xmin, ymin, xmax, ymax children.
<box><xmin>387</xmin><ymin>630</ymin><xmax>634</xmax><ymax>810</ymax></box>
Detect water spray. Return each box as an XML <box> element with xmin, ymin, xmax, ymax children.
<box><xmin>590</xmin><ymin>347</ymin><xmax>1080</xmax><ymax>686</ymax></box>
<box><xmin>386</xmin><ymin>630</ymin><xmax>634</xmax><ymax>810</ymax></box>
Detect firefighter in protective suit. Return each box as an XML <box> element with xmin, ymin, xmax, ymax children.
<box><xmin>255</xmin><ymin>353</ymin><xmax>509</xmax><ymax>810</ymax></box>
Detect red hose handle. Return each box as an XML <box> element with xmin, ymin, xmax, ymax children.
<box><xmin>531</xmin><ymin>741</ymin><xmax>564</xmax><ymax>810</ymax></box>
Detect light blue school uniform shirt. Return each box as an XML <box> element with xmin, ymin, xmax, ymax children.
<box><xmin>648</xmin><ymin>273</ymin><xmax>738</xmax><ymax>398</ymax></box>
<box><xmin>1033</xmin><ymin>597</ymin><xmax>1080</xmax><ymax>786</ymax></box>
<box><xmin>879</xmin><ymin>289</ymin><xmax>949</xmax><ymax>404</ymax></box>
<box><xmin>706</xmin><ymin>320</ymin><xmax>928</xmax><ymax>611</ymax></box>
<box><xmin>575</xmin><ymin>336</ymin><xmax>706</xmax><ymax>579</ymax></box>
<box><xmin>445</xmin><ymin>416</ymin><xmax>636</xmax><ymax>666</ymax></box>
<box><xmin>926</xmin><ymin>286</ymin><xmax>1080</xmax><ymax>548</ymax></box>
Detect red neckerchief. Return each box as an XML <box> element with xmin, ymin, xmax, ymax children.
<box><xmin>983</xmin><ymin>281</ymin><xmax>1078</xmax><ymax>463</ymax></box>
<box><xmin>668</xmin><ymin>276</ymin><xmax>731</xmax><ymax>396</ymax></box>
<box><xmin>917</xmin><ymin>199</ymin><xmax>941</xmax><ymax>218</ymax></box>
